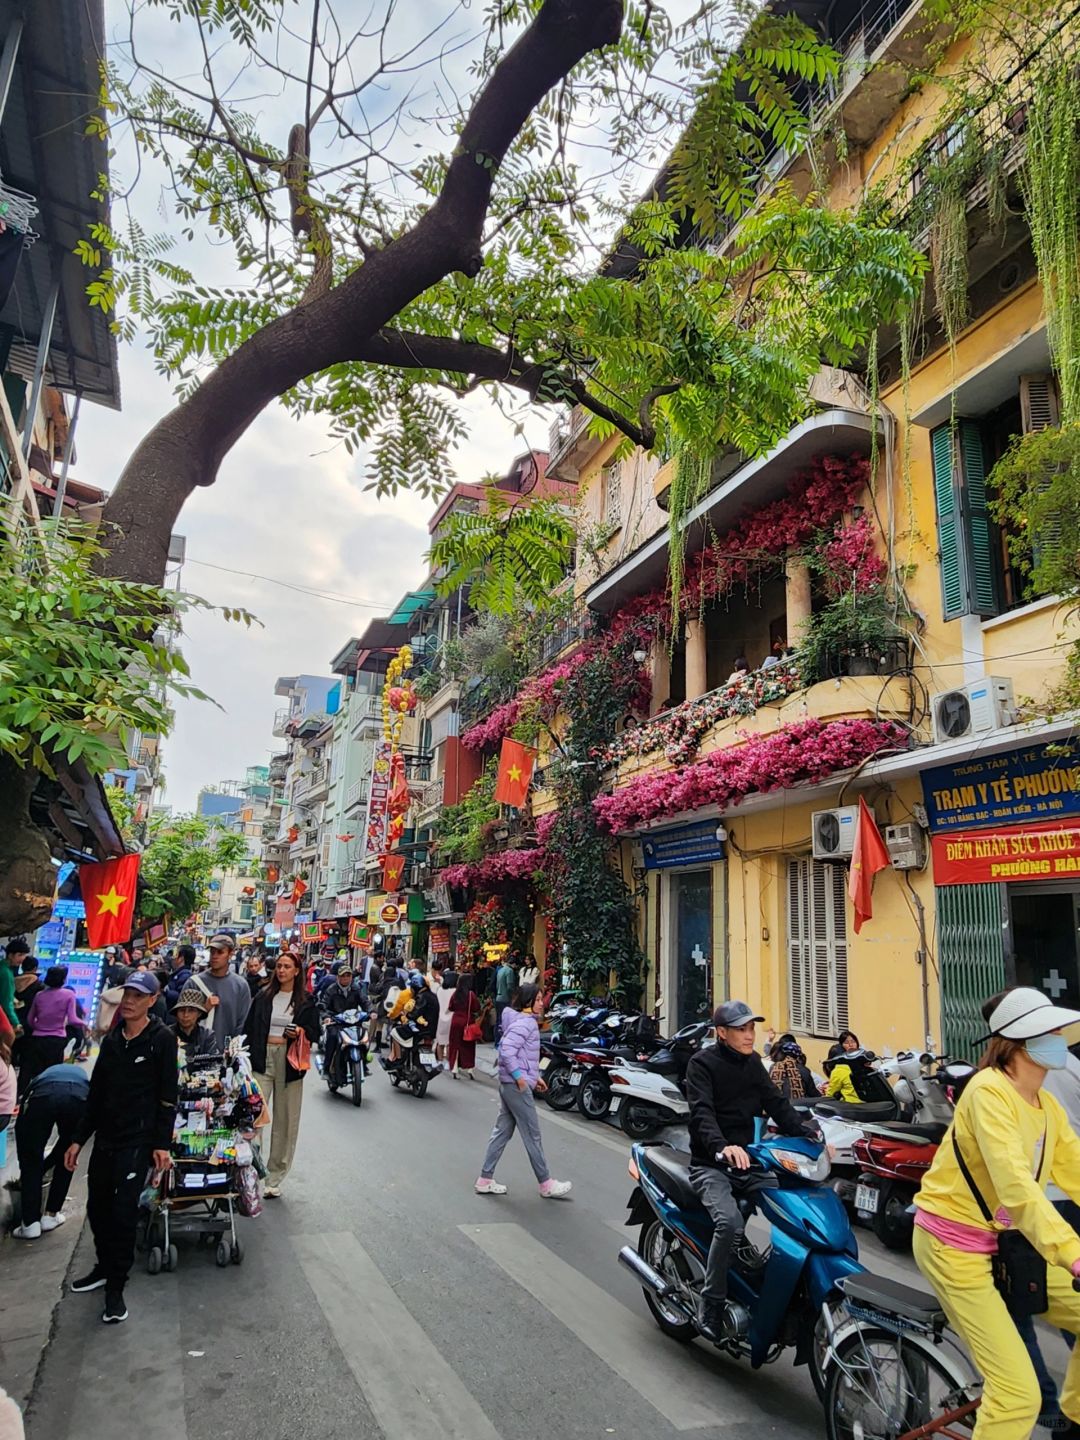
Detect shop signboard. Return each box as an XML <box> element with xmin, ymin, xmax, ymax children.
<box><xmin>380</xmin><ymin>903</ymin><xmax>401</xmax><ymax>925</ymax></box>
<box><xmin>430</xmin><ymin>923</ymin><xmax>451</xmax><ymax>955</ymax></box>
<box><xmin>299</xmin><ymin>921</ymin><xmax>322</xmax><ymax>943</ymax></box>
<box><xmin>62</xmin><ymin>951</ymin><xmax>105</xmax><ymax>1026</ymax></box>
<box><xmin>348</xmin><ymin>919</ymin><xmax>370</xmax><ymax>947</ymax></box>
<box><xmin>641</xmin><ymin>819</ymin><xmax>726</xmax><ymax>871</ymax></box>
<box><xmin>363</xmin><ymin>740</ymin><xmax>393</xmax><ymax>860</ymax></box>
<box><xmin>922</xmin><ymin>743</ymin><xmax>1080</xmax><ymax>833</ymax></box>
<box><xmin>932</xmin><ymin>818</ymin><xmax>1080</xmax><ymax>886</ymax></box>
<box><xmin>366</xmin><ymin>892</ymin><xmax>387</xmax><ymax>924</ymax></box>
<box><xmin>273</xmin><ymin>898</ymin><xmax>297</xmax><ymax>929</ymax></box>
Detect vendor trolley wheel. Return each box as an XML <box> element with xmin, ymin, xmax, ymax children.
<box><xmin>231</xmin><ymin>1239</ymin><xmax>244</xmax><ymax>1265</ymax></box>
<box><xmin>147</xmin><ymin>1246</ymin><xmax>162</xmax><ymax>1275</ymax></box>
<box><xmin>166</xmin><ymin>1244</ymin><xmax>178</xmax><ymax>1272</ymax></box>
<box><xmin>215</xmin><ymin>1240</ymin><xmax>231</xmax><ymax>1267</ymax></box>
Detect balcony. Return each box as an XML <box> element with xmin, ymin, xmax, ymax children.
<box><xmin>344</xmin><ymin>777</ymin><xmax>370</xmax><ymax>814</ymax></box>
<box><xmin>537</xmin><ymin>601</ymin><xmax>593</xmax><ymax>665</ymax></box>
<box><xmin>350</xmin><ymin>694</ymin><xmax>383</xmax><ymax>734</ymax></box>
<box><xmin>547</xmin><ymin>403</ymin><xmax>606</xmax><ymax>482</ymax></box>
<box><xmin>294</xmin><ymin>762</ymin><xmax>329</xmax><ymax>802</ymax></box>
<box><xmin>272</xmin><ymin>707</ymin><xmax>293</xmax><ymax>737</ymax></box>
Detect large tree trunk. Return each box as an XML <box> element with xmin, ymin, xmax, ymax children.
<box><xmin>0</xmin><ymin>755</ymin><xmax>56</xmax><ymax>934</ymax></box>
<box><xmin>98</xmin><ymin>1</ymin><xmax>624</xmax><ymax>586</ymax></box>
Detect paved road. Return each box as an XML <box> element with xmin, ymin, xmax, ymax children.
<box><xmin>24</xmin><ymin>1062</ymin><xmax>1068</xmax><ymax>1440</ymax></box>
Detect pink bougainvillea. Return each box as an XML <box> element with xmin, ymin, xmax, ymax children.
<box><xmin>820</xmin><ymin>512</ymin><xmax>887</xmax><ymax>597</ymax></box>
<box><xmin>593</xmin><ymin>718</ymin><xmax>909</xmax><ymax>833</ymax></box>
<box><xmin>461</xmin><ymin>697</ymin><xmax>523</xmax><ymax>752</ymax></box>
<box><xmin>439</xmin><ymin>847</ymin><xmax>549</xmax><ymax>891</ymax></box>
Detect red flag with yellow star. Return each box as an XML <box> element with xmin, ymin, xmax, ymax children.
<box><xmin>494</xmin><ymin>738</ymin><xmax>536</xmax><ymax>808</ymax></box>
<box><xmin>80</xmin><ymin>853</ymin><xmax>140</xmax><ymax>949</ymax></box>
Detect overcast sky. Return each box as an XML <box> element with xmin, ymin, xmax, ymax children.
<box><xmin>74</xmin><ymin>0</ymin><xmax>706</xmax><ymax>812</ymax></box>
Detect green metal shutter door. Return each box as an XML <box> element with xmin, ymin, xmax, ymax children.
<box><xmin>937</xmin><ymin>883</ymin><xmax>1006</xmax><ymax>1062</ymax></box>
<box><xmin>931</xmin><ymin>424</ymin><xmax>965</xmax><ymax>620</ymax></box>
<box><xmin>957</xmin><ymin>419</ymin><xmax>998</xmax><ymax>617</ymax></box>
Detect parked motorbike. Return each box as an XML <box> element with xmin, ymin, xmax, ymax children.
<box><xmin>380</xmin><ymin>1021</ymin><xmax>444</xmax><ymax>1098</ymax></box>
<box><xmin>608</xmin><ymin>1021</ymin><xmax>713</xmax><ymax>1140</ymax></box>
<box><xmin>541</xmin><ymin>1008</ymin><xmax>620</xmax><ymax>1111</ymax></box>
<box><xmin>323</xmin><ymin>1007</ymin><xmax>369</xmax><ymax>1107</ymax></box>
<box><xmin>849</xmin><ymin>1058</ymin><xmax>975</xmax><ymax>1250</ymax></box>
<box><xmin>619</xmin><ymin>1131</ymin><xmax>861</xmax><ymax>1399</ymax></box>
<box><xmin>570</xmin><ymin>1016</ymin><xmax>668</xmax><ymax>1120</ymax></box>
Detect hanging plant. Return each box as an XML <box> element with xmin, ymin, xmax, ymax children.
<box><xmin>666</xmin><ymin>445</ymin><xmax>714</xmax><ymax>625</ymax></box>
<box><xmin>1020</xmin><ymin>53</ymin><xmax>1080</xmax><ymax>425</ymax></box>
<box><xmin>987</xmin><ymin>422</ymin><xmax>1080</xmax><ymax>600</ymax></box>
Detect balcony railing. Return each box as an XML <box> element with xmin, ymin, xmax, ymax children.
<box><xmin>294</xmin><ymin>762</ymin><xmax>329</xmax><ymax>800</ymax></box>
<box><xmin>272</xmin><ymin>707</ymin><xmax>292</xmax><ymax>737</ymax></box>
<box><xmin>538</xmin><ymin>602</ymin><xmax>593</xmax><ymax>665</ymax></box>
<box><xmin>351</xmin><ymin>694</ymin><xmax>383</xmax><ymax>732</ymax></box>
<box><xmin>344</xmin><ymin>777</ymin><xmax>370</xmax><ymax>812</ymax></box>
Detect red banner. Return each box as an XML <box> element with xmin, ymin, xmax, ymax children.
<box><xmin>349</xmin><ymin>919</ymin><xmax>370</xmax><ymax>948</ymax></box>
<box><xmin>81</xmin><ymin>853</ymin><xmax>140</xmax><ymax>948</ymax></box>
<box><xmin>932</xmin><ymin>819</ymin><xmax>1080</xmax><ymax>886</ymax></box>
<box><xmin>273</xmin><ymin>898</ymin><xmax>296</xmax><ymax>929</ymax></box>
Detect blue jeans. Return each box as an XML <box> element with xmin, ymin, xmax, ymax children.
<box><xmin>1013</xmin><ymin>1199</ymin><xmax>1080</xmax><ymax>1420</ymax></box>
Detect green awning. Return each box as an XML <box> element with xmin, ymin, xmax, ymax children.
<box><xmin>386</xmin><ymin>589</ymin><xmax>435</xmax><ymax>626</ymax></box>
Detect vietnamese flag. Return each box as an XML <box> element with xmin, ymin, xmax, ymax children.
<box><xmin>81</xmin><ymin>853</ymin><xmax>140</xmax><ymax>948</ymax></box>
<box><xmin>848</xmin><ymin>796</ymin><xmax>891</xmax><ymax>933</ymax></box>
<box><xmin>382</xmin><ymin>853</ymin><xmax>406</xmax><ymax>891</ymax></box>
<box><xmin>291</xmin><ymin>875</ymin><xmax>309</xmax><ymax>906</ymax></box>
<box><xmin>494</xmin><ymin>738</ymin><xmax>537</xmax><ymax>808</ymax></box>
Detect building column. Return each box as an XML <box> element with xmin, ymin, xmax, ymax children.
<box><xmin>649</xmin><ymin>640</ymin><xmax>670</xmax><ymax>715</ymax></box>
<box><xmin>685</xmin><ymin>617</ymin><xmax>708</xmax><ymax>700</ymax></box>
<box><xmin>785</xmin><ymin>552</ymin><xmax>813</xmax><ymax>646</ymax></box>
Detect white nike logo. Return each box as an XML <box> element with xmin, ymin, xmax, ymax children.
<box><xmin>134</xmin><ymin>1056</ymin><xmax>146</xmax><ymax>1064</ymax></box>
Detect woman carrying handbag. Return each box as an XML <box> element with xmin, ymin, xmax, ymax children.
<box><xmin>242</xmin><ymin>952</ymin><xmax>319</xmax><ymax>1197</ymax></box>
<box><xmin>448</xmin><ymin>972</ymin><xmax>481</xmax><ymax>1079</ymax></box>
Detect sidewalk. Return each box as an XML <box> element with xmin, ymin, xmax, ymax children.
<box><xmin>0</xmin><ymin>1163</ymin><xmax>88</xmax><ymax>1409</ymax></box>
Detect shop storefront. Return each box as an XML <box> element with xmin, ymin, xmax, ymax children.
<box><xmin>641</xmin><ymin>820</ymin><xmax>727</xmax><ymax>1031</ymax></box>
<box><xmin>924</xmin><ymin>740</ymin><xmax>1080</xmax><ymax>1057</ymax></box>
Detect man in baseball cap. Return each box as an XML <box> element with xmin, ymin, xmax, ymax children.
<box><xmin>64</xmin><ymin>970</ymin><xmax>177</xmax><ymax>1324</ymax></box>
<box><xmin>199</xmin><ymin>933</ymin><xmax>251</xmax><ymax>1049</ymax></box>
<box><xmin>684</xmin><ymin>998</ymin><xmax>812</xmax><ymax>1346</ymax></box>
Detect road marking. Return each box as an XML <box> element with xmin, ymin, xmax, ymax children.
<box><xmin>459</xmin><ymin>1222</ymin><xmax>730</xmax><ymax>1431</ymax></box>
<box><xmin>541</xmin><ymin>1106</ymin><xmax>633</xmax><ymax>1156</ymax></box>
<box><xmin>295</xmin><ymin>1231</ymin><xmax>503</xmax><ymax>1440</ymax></box>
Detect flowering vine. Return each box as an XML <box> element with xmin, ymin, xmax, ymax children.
<box><xmin>818</xmin><ymin>513</ymin><xmax>887</xmax><ymax>598</ymax></box>
<box><xmin>594</xmin><ymin>717</ymin><xmax>909</xmax><ymax>833</ymax></box>
<box><xmin>440</xmin><ymin>847</ymin><xmax>549</xmax><ymax>891</ymax></box>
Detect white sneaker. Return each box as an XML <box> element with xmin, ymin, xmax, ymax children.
<box><xmin>474</xmin><ymin>1178</ymin><xmax>507</xmax><ymax>1195</ymax></box>
<box><xmin>264</xmin><ymin>1184</ymin><xmax>281</xmax><ymax>1198</ymax></box>
<box><xmin>41</xmin><ymin>1213</ymin><xmax>67</xmax><ymax>1232</ymax></box>
<box><xmin>13</xmin><ymin>1221</ymin><xmax>41</xmax><ymax>1239</ymax></box>
<box><xmin>539</xmin><ymin>1178</ymin><xmax>572</xmax><ymax>1200</ymax></box>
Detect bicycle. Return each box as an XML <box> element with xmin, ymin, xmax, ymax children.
<box><xmin>823</xmin><ymin>1269</ymin><xmax>1080</xmax><ymax>1440</ymax></box>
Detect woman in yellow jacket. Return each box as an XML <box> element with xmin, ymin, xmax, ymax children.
<box><xmin>913</xmin><ymin>986</ymin><xmax>1080</xmax><ymax>1440</ymax></box>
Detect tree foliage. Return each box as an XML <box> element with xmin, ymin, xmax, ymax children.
<box><xmin>121</xmin><ymin>807</ymin><xmax>253</xmax><ymax>922</ymax></box>
<box><xmin>430</xmin><ymin>490</ymin><xmax>576</xmax><ymax>613</ymax></box>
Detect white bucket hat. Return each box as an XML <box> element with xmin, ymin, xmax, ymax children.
<box><xmin>985</xmin><ymin>986</ymin><xmax>1080</xmax><ymax>1040</ymax></box>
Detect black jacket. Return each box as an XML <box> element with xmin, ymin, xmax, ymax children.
<box><xmin>321</xmin><ymin>981</ymin><xmax>365</xmax><ymax>1018</ymax></box>
<box><xmin>75</xmin><ymin>1016</ymin><xmax>178</xmax><ymax>1152</ymax></box>
<box><xmin>408</xmin><ymin>987</ymin><xmax>440</xmax><ymax>1037</ymax></box>
<box><xmin>686</xmin><ymin>1043</ymin><xmax>805</xmax><ymax>1164</ymax></box>
<box><xmin>168</xmin><ymin>1019</ymin><xmax>221</xmax><ymax>1060</ymax></box>
<box><xmin>243</xmin><ymin>988</ymin><xmax>320</xmax><ymax>1083</ymax></box>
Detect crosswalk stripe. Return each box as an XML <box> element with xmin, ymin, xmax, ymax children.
<box><xmin>294</xmin><ymin>1231</ymin><xmax>504</xmax><ymax>1440</ymax></box>
<box><xmin>459</xmin><ymin>1221</ymin><xmax>731</xmax><ymax>1431</ymax></box>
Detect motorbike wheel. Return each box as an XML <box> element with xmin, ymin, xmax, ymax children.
<box><xmin>326</xmin><ymin>1074</ymin><xmax>339</xmax><ymax>1095</ymax></box>
<box><xmin>620</xmin><ymin>1103</ymin><xmax>662</xmax><ymax>1142</ymax></box>
<box><xmin>543</xmin><ymin>1065</ymin><xmax>577</xmax><ymax>1111</ymax></box>
<box><xmin>351</xmin><ymin>1067</ymin><xmax>363</xmax><ymax>1108</ymax></box>
<box><xmin>576</xmin><ymin>1074</ymin><xmax>612</xmax><ymax>1120</ymax></box>
<box><xmin>871</xmin><ymin>1185</ymin><xmax>915</xmax><ymax>1252</ymax></box>
<box><xmin>638</xmin><ymin>1220</ymin><xmax>698</xmax><ymax>1342</ymax></box>
<box><xmin>410</xmin><ymin>1070</ymin><xmax>429</xmax><ymax>1098</ymax></box>
<box><xmin>808</xmin><ymin>1296</ymin><xmax>847</xmax><ymax>1401</ymax></box>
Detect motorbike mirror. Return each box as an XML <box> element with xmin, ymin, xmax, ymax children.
<box><xmin>879</xmin><ymin>1046</ymin><xmax>894</xmax><ymax>1059</ymax></box>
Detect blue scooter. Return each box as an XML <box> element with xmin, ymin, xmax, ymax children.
<box><xmin>618</xmin><ymin>1130</ymin><xmax>863</xmax><ymax>1399</ymax></box>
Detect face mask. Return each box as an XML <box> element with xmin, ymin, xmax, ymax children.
<box><xmin>1025</xmin><ymin>1033</ymin><xmax>1069</xmax><ymax>1070</ymax></box>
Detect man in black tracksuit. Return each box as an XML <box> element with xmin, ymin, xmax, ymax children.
<box><xmin>685</xmin><ymin>999</ymin><xmax>808</xmax><ymax>1344</ymax></box>
<box><xmin>64</xmin><ymin>972</ymin><xmax>177</xmax><ymax>1324</ymax></box>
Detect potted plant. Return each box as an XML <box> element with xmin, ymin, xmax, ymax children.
<box><xmin>799</xmin><ymin>587</ymin><xmax>910</xmax><ymax>681</ymax></box>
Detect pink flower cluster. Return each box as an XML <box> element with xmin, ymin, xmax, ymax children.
<box><xmin>461</xmin><ymin>697</ymin><xmax>522</xmax><ymax>752</ymax></box>
<box><xmin>462</xmin><ymin>649</ymin><xmax>596</xmax><ymax>751</ymax></box>
<box><xmin>594</xmin><ymin>718</ymin><xmax>909</xmax><ymax>833</ymax></box>
<box><xmin>821</xmin><ymin>513</ymin><xmax>887</xmax><ymax>597</ymax></box>
<box><xmin>599</xmin><ymin>663</ymin><xmax>804</xmax><ymax>768</ymax></box>
<box><xmin>439</xmin><ymin>847</ymin><xmax>549</xmax><ymax>891</ymax></box>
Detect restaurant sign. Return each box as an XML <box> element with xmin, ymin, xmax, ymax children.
<box><xmin>932</xmin><ymin>818</ymin><xmax>1080</xmax><ymax>886</ymax></box>
<box><xmin>922</xmin><ymin>742</ymin><xmax>1080</xmax><ymax>833</ymax></box>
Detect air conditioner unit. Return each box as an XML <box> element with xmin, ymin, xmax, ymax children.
<box><xmin>885</xmin><ymin>823</ymin><xmax>927</xmax><ymax>872</ymax></box>
<box><xmin>931</xmin><ymin>678</ymin><xmax>1015</xmax><ymax>745</ymax></box>
<box><xmin>812</xmin><ymin>806</ymin><xmax>860</xmax><ymax>861</ymax></box>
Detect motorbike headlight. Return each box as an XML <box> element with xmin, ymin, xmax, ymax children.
<box><xmin>771</xmin><ymin>1148</ymin><xmax>831</xmax><ymax>1182</ymax></box>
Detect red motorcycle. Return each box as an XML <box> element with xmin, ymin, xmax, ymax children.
<box><xmin>852</xmin><ymin>1060</ymin><xmax>974</xmax><ymax>1251</ymax></box>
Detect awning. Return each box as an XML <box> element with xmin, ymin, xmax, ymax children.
<box><xmin>314</xmin><ymin>896</ymin><xmax>337</xmax><ymax>919</ymax></box>
<box><xmin>386</xmin><ymin>589</ymin><xmax>436</xmax><ymax>626</ymax></box>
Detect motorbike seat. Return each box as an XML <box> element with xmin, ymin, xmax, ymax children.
<box><xmin>816</xmin><ymin>1100</ymin><xmax>897</xmax><ymax>1122</ymax></box>
<box><xmin>864</xmin><ymin>1120</ymin><xmax>948</xmax><ymax>1144</ymax></box>
<box><xmin>839</xmin><ymin>1273</ymin><xmax>945</xmax><ymax>1328</ymax></box>
<box><xmin>642</xmin><ymin>1145</ymin><xmax>704</xmax><ymax>1212</ymax></box>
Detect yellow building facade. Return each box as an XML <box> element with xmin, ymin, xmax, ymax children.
<box><xmin>534</xmin><ymin>0</ymin><xmax>1080</xmax><ymax>1064</ymax></box>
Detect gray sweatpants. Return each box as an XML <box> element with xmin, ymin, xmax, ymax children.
<box><xmin>480</xmin><ymin>1082</ymin><xmax>551</xmax><ymax>1184</ymax></box>
<box><xmin>689</xmin><ymin>1164</ymin><xmax>743</xmax><ymax>1302</ymax></box>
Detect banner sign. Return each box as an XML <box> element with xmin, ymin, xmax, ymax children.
<box><xmin>62</xmin><ymin>952</ymin><xmax>105</xmax><ymax>1028</ymax></box>
<box><xmin>334</xmin><ymin>891</ymin><xmax>367</xmax><ymax>917</ymax></box>
<box><xmin>348</xmin><ymin>919</ymin><xmax>370</xmax><ymax>947</ymax></box>
<box><xmin>363</xmin><ymin>741</ymin><xmax>394</xmax><ymax>860</ymax></box>
<box><xmin>932</xmin><ymin>818</ymin><xmax>1080</xmax><ymax>886</ymax></box>
<box><xmin>429</xmin><ymin>923</ymin><xmax>451</xmax><ymax>955</ymax></box>
<box><xmin>641</xmin><ymin>819</ymin><xmax>726</xmax><ymax>871</ymax></box>
<box><xmin>300</xmin><ymin>921</ymin><xmax>322</xmax><ymax>942</ymax></box>
<box><xmin>922</xmin><ymin>743</ymin><xmax>1080</xmax><ymax>833</ymax></box>
<box><xmin>273</xmin><ymin>899</ymin><xmax>296</xmax><ymax>929</ymax></box>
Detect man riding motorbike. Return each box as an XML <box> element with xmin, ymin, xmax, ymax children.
<box><xmin>685</xmin><ymin>999</ymin><xmax>816</xmax><ymax>1345</ymax></box>
<box><xmin>319</xmin><ymin>966</ymin><xmax>367</xmax><ymax>1082</ymax></box>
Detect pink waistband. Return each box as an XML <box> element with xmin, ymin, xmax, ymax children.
<box><xmin>914</xmin><ymin>1207</ymin><xmax>998</xmax><ymax>1254</ymax></box>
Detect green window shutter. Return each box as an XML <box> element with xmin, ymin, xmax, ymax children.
<box><xmin>931</xmin><ymin>424</ymin><xmax>965</xmax><ymax>620</ymax></box>
<box><xmin>930</xmin><ymin>421</ymin><xmax>999</xmax><ymax>620</ymax></box>
<box><xmin>957</xmin><ymin>419</ymin><xmax>998</xmax><ymax>617</ymax></box>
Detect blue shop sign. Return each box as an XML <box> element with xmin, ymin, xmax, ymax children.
<box><xmin>922</xmin><ymin>742</ymin><xmax>1080</xmax><ymax>833</ymax></box>
<box><xmin>52</xmin><ymin>897</ymin><xmax>86</xmax><ymax>919</ymax></box>
<box><xmin>641</xmin><ymin>820</ymin><xmax>726</xmax><ymax>870</ymax></box>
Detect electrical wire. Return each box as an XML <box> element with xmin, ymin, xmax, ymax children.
<box><xmin>183</xmin><ymin>557</ymin><xmax>392</xmax><ymax>608</ymax></box>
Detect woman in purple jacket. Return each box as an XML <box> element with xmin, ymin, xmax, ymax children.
<box><xmin>475</xmin><ymin>984</ymin><xmax>572</xmax><ymax>1199</ymax></box>
<box><xmin>21</xmin><ymin>966</ymin><xmax>80</xmax><ymax>1093</ymax></box>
